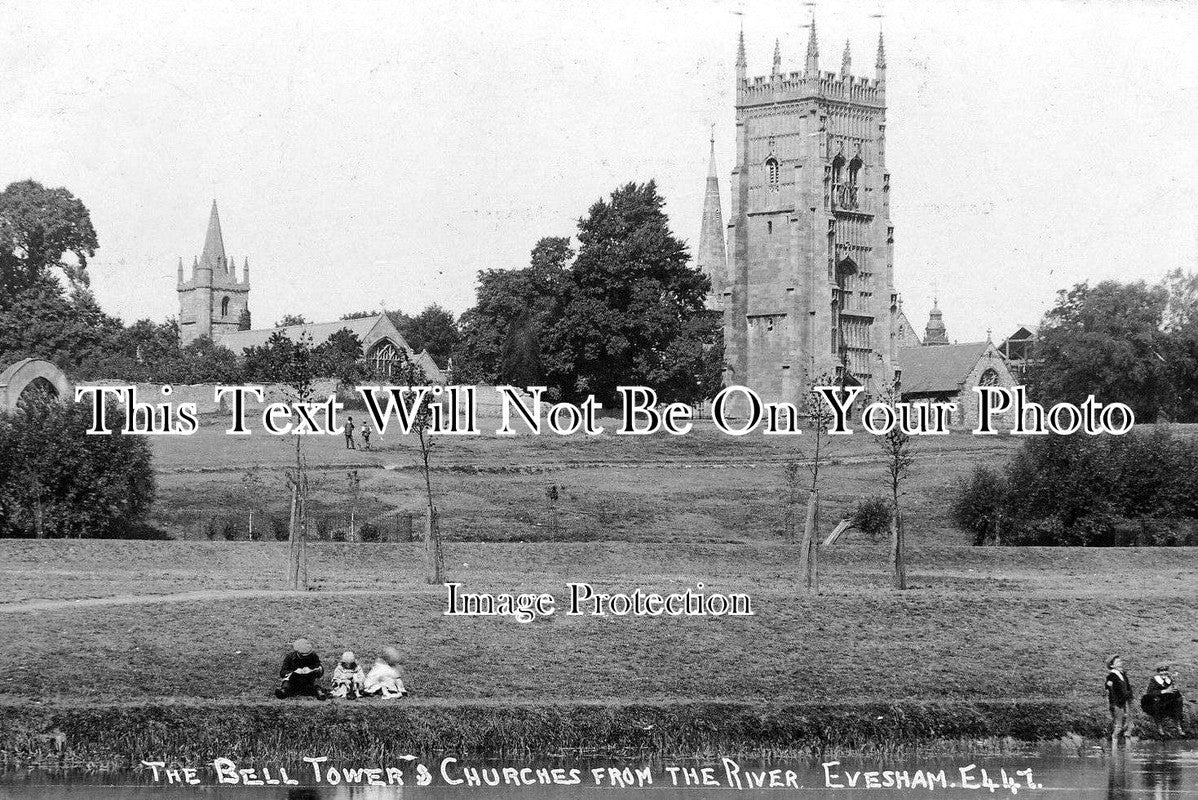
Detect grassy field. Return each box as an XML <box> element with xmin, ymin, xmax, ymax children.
<box><xmin>3</xmin><ymin>424</ymin><xmax>1196</xmax><ymax>763</ymax></box>
<box><xmin>150</xmin><ymin>414</ymin><xmax>1025</xmax><ymax>544</ymax></box>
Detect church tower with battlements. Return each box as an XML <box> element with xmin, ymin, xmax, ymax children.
<box><xmin>177</xmin><ymin>201</ymin><xmax>252</xmax><ymax>345</ymax></box>
<box><xmin>723</xmin><ymin>21</ymin><xmax>897</xmax><ymax>407</ymax></box>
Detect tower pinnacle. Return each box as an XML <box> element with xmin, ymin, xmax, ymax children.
<box><xmin>841</xmin><ymin>40</ymin><xmax>852</xmax><ymax>77</ymax></box>
<box><xmin>805</xmin><ymin>18</ymin><xmax>819</xmax><ymax>75</ymax></box>
<box><xmin>772</xmin><ymin>39</ymin><xmax>782</xmax><ymax>78</ymax></box>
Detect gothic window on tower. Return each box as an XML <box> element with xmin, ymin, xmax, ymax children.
<box><xmin>978</xmin><ymin>368</ymin><xmax>1000</xmax><ymax>387</ymax></box>
<box><xmin>766</xmin><ymin>157</ymin><xmax>780</xmax><ymax>191</ymax></box>
<box><xmin>220</xmin><ymin>296</ymin><xmax>229</xmax><ymax>317</ymax></box>
<box><xmin>831</xmin><ymin>154</ymin><xmax>846</xmax><ymax>209</ymax></box>
<box><xmin>847</xmin><ymin>156</ymin><xmax>863</xmax><ymax>210</ymax></box>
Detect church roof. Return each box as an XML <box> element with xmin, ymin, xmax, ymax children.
<box><xmin>214</xmin><ymin>314</ymin><xmax>444</xmax><ymax>382</ymax></box>
<box><xmin>897</xmin><ymin>341</ymin><xmax>993</xmax><ymax>395</ymax></box>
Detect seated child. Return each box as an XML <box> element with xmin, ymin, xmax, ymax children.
<box><xmin>275</xmin><ymin>638</ymin><xmax>326</xmax><ymax>699</ymax></box>
<box><xmin>331</xmin><ymin>651</ymin><xmax>366</xmax><ymax>699</ymax></box>
<box><xmin>363</xmin><ymin>646</ymin><xmax>408</xmax><ymax>698</ymax></box>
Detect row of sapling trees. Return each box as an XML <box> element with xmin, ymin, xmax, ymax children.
<box><xmin>787</xmin><ymin>374</ymin><xmax>914</xmax><ymax>593</ymax></box>
<box><xmin>263</xmin><ymin>330</ymin><xmax>443</xmax><ymax>590</ymax></box>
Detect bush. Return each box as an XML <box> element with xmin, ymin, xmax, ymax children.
<box><xmin>359</xmin><ymin>520</ymin><xmax>382</xmax><ymax>542</ymax></box>
<box><xmin>953</xmin><ymin>428</ymin><xmax>1198</xmax><ymax>546</ymax></box>
<box><xmin>270</xmin><ymin>515</ymin><xmax>290</xmax><ymax>541</ymax></box>
<box><xmin>851</xmin><ymin>497</ymin><xmax>891</xmax><ymax>538</ymax></box>
<box><xmin>220</xmin><ymin>518</ymin><xmax>240</xmax><ymax>541</ymax></box>
<box><xmin>0</xmin><ymin>397</ymin><xmax>155</xmax><ymax>539</ymax></box>
<box><xmin>950</xmin><ymin>466</ymin><xmax>1007</xmax><ymax>545</ymax></box>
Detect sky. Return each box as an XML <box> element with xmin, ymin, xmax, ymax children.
<box><xmin>2</xmin><ymin>0</ymin><xmax>1196</xmax><ymax>342</ymax></box>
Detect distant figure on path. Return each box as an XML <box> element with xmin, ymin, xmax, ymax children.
<box><xmin>363</xmin><ymin>646</ymin><xmax>408</xmax><ymax>698</ymax></box>
<box><xmin>344</xmin><ymin>416</ymin><xmax>356</xmax><ymax>449</ymax></box>
<box><xmin>1105</xmin><ymin>654</ymin><xmax>1133</xmax><ymax>742</ymax></box>
<box><xmin>330</xmin><ymin>651</ymin><xmax>366</xmax><ymax>699</ymax></box>
<box><xmin>275</xmin><ymin>638</ymin><xmax>326</xmax><ymax>699</ymax></box>
<box><xmin>1140</xmin><ymin>662</ymin><xmax>1184</xmax><ymax>737</ymax></box>
<box><xmin>361</xmin><ymin>424</ymin><xmax>371</xmax><ymax>451</ymax></box>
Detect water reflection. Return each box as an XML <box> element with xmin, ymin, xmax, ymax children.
<box><xmin>4</xmin><ymin>743</ymin><xmax>1198</xmax><ymax>798</ymax></box>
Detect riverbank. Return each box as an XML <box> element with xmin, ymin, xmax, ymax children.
<box><xmin>1</xmin><ymin>541</ymin><xmax>1195</xmax><ymax>765</ymax></box>
<box><xmin>0</xmin><ymin>697</ymin><xmax>1136</xmax><ymax>767</ymax></box>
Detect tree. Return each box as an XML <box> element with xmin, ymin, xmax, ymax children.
<box><xmin>0</xmin><ymin>396</ymin><xmax>156</xmax><ymax>539</ymax></box>
<box><xmin>1160</xmin><ymin>269</ymin><xmax>1198</xmax><ymax>422</ymax></box>
<box><xmin>251</xmin><ymin>331</ymin><xmax>320</xmax><ymax>589</ymax></box>
<box><xmin>275</xmin><ymin>314</ymin><xmax>308</xmax><ymax>328</ymax></box>
<box><xmin>313</xmin><ymin>328</ymin><xmax>366</xmax><ymax>389</ymax></box>
<box><xmin>543</xmin><ymin>181</ymin><xmax>711</xmax><ymax>405</ymax></box>
<box><xmin>390</xmin><ymin>358</ymin><xmax>444</xmax><ymax>584</ymax></box>
<box><xmin>0</xmin><ymin>180</ymin><xmax>98</xmax><ymax>296</ymax></box>
<box><xmin>454</xmin><ymin>237</ymin><xmax>572</xmax><ymax>383</ymax></box>
<box><xmin>795</xmin><ymin>371</ymin><xmax>839</xmax><ymax>593</ymax></box>
<box><xmin>1029</xmin><ymin>280</ymin><xmax>1170</xmax><ymax>422</ymax></box>
<box><xmin>877</xmin><ymin>382</ymin><xmax>914</xmax><ymax>590</ymax></box>
<box><xmin>402</xmin><ymin>304</ymin><xmax>460</xmax><ymax>367</ymax></box>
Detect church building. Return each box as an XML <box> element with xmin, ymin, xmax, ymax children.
<box><xmin>175</xmin><ymin>201</ymin><xmax>443</xmax><ymax>382</ymax></box>
<box><xmin>715</xmin><ymin>21</ymin><xmax>898</xmax><ymax>407</ymax></box>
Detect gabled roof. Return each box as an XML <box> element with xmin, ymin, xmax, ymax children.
<box><xmin>216</xmin><ymin>315</ymin><xmax>397</xmax><ymax>353</ymax></box>
<box><xmin>1003</xmin><ymin>324</ymin><xmax>1039</xmax><ymax>341</ymax></box>
<box><xmin>897</xmin><ymin>341</ymin><xmax>994</xmax><ymax>395</ymax></box>
<box><xmin>214</xmin><ymin>315</ymin><xmax>445</xmax><ymax>382</ymax></box>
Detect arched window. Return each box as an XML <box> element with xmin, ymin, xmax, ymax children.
<box><xmin>978</xmin><ymin>368</ymin><xmax>1001</xmax><ymax>387</ymax></box>
<box><xmin>847</xmin><ymin>156</ymin><xmax>863</xmax><ymax>209</ymax></box>
<box><xmin>765</xmin><ymin>157</ymin><xmax>780</xmax><ymax>190</ymax></box>
<box><xmin>368</xmin><ymin>340</ymin><xmax>406</xmax><ymax>380</ymax></box>
<box><xmin>220</xmin><ymin>296</ymin><xmax>230</xmax><ymax>317</ymax></box>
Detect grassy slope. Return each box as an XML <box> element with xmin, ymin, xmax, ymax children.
<box><xmin>2</xmin><ymin>542</ymin><xmax>1195</xmax><ymax>708</ymax></box>
<box><xmin>149</xmin><ymin>417</ymin><xmax>1023</xmax><ymax>543</ymax></box>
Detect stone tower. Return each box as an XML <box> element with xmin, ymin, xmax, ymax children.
<box><xmin>177</xmin><ymin>201</ymin><xmax>251</xmax><ymax>345</ymax></box>
<box><xmin>923</xmin><ymin>299</ymin><xmax>949</xmax><ymax>346</ymax></box>
<box><xmin>723</xmin><ymin>22</ymin><xmax>897</xmax><ymax>407</ymax></box>
<box><xmin>696</xmin><ymin>133</ymin><xmax>728</xmax><ymax>310</ymax></box>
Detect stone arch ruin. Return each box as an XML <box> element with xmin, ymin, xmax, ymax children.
<box><xmin>0</xmin><ymin>359</ymin><xmax>73</xmax><ymax>413</ymax></box>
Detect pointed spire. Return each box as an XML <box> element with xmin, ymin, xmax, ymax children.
<box><xmin>876</xmin><ymin>29</ymin><xmax>887</xmax><ymax>70</ymax></box>
<box><xmin>199</xmin><ymin>200</ymin><xmax>227</xmax><ymax>272</ymax></box>
<box><xmin>736</xmin><ymin>24</ymin><xmax>746</xmax><ymax>68</ymax></box>
<box><xmin>243</xmin><ymin>257</ymin><xmax>250</xmax><ymax>284</ymax></box>
<box><xmin>177</xmin><ymin>256</ymin><xmax>184</xmax><ymax>284</ymax></box>
<box><xmin>805</xmin><ymin>18</ymin><xmax>820</xmax><ymax>75</ymax></box>
<box><xmin>841</xmin><ymin>39</ymin><xmax>852</xmax><ymax>77</ymax></box>
<box><xmin>697</xmin><ymin>131</ymin><xmax>728</xmax><ymax>310</ymax></box>
<box><xmin>772</xmin><ymin>38</ymin><xmax>782</xmax><ymax>78</ymax></box>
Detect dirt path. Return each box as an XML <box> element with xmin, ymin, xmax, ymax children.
<box><xmin>0</xmin><ymin>587</ymin><xmax>431</xmax><ymax>615</ymax></box>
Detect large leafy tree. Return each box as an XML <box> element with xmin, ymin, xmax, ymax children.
<box><xmin>0</xmin><ymin>180</ymin><xmax>98</xmax><ymax>296</ymax></box>
<box><xmin>1029</xmin><ymin>280</ymin><xmax>1171</xmax><ymax>422</ymax></box>
<box><xmin>453</xmin><ymin>236</ymin><xmax>571</xmax><ymax>384</ymax></box>
<box><xmin>544</xmin><ymin>181</ymin><xmax>710</xmax><ymax>404</ymax></box>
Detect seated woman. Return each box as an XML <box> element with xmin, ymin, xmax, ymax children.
<box><xmin>331</xmin><ymin>651</ymin><xmax>366</xmax><ymax>699</ymax></box>
<box><xmin>363</xmin><ymin>646</ymin><xmax>408</xmax><ymax>698</ymax></box>
<box><xmin>275</xmin><ymin>638</ymin><xmax>326</xmax><ymax>699</ymax></box>
<box><xmin>1141</xmin><ymin>662</ymin><xmax>1184</xmax><ymax>736</ymax></box>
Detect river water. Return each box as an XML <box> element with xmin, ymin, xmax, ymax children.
<box><xmin>1</xmin><ymin>742</ymin><xmax>1196</xmax><ymax>799</ymax></box>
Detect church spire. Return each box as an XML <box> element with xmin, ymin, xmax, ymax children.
<box><xmin>876</xmin><ymin>29</ymin><xmax>887</xmax><ymax>81</ymax></box>
<box><xmin>697</xmin><ymin>131</ymin><xmax>728</xmax><ymax>310</ymax></box>
<box><xmin>805</xmin><ymin>17</ymin><xmax>819</xmax><ymax>75</ymax></box>
<box><xmin>841</xmin><ymin>39</ymin><xmax>852</xmax><ymax>78</ymax></box>
<box><xmin>199</xmin><ymin>200</ymin><xmax>227</xmax><ymax>272</ymax></box>
<box><xmin>735</xmin><ymin>24</ymin><xmax>747</xmax><ymax>96</ymax></box>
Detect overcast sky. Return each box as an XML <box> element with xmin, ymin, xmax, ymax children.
<box><xmin>3</xmin><ymin>0</ymin><xmax>1195</xmax><ymax>342</ymax></box>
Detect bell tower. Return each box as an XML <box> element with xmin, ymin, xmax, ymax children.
<box><xmin>177</xmin><ymin>201</ymin><xmax>252</xmax><ymax>345</ymax></box>
<box><xmin>724</xmin><ymin>21</ymin><xmax>897</xmax><ymax>406</ymax></box>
